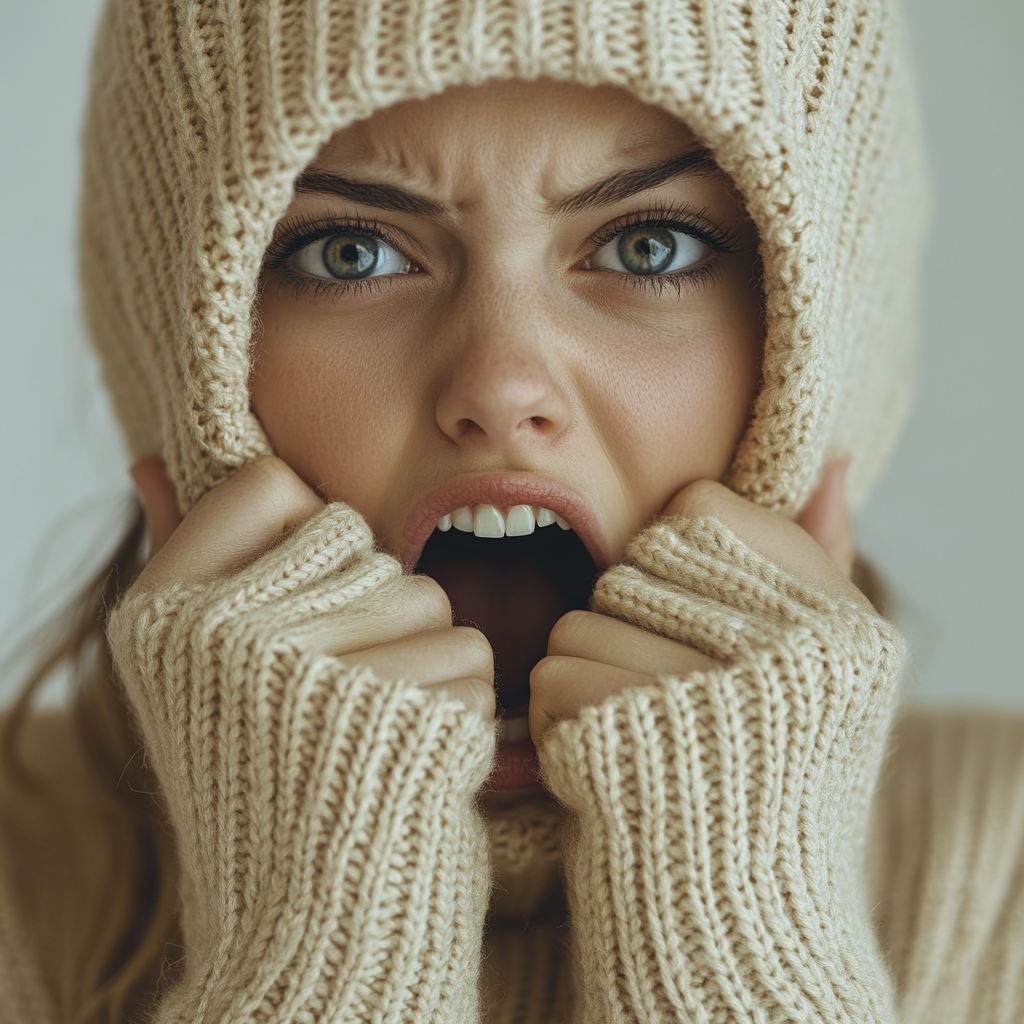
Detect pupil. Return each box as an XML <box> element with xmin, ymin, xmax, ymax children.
<box><xmin>618</xmin><ymin>227</ymin><xmax>675</xmax><ymax>275</ymax></box>
<box><xmin>323</xmin><ymin>234</ymin><xmax>379</xmax><ymax>279</ymax></box>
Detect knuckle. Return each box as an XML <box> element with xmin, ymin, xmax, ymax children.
<box><xmin>214</xmin><ymin>457</ymin><xmax>321</xmax><ymax>534</ymax></box>
<box><xmin>405</xmin><ymin>575</ymin><xmax>454</xmax><ymax>626</ymax></box>
<box><xmin>547</xmin><ymin>610</ymin><xmax>592</xmax><ymax>654</ymax></box>
<box><xmin>672</xmin><ymin>478</ymin><xmax>730</xmax><ymax>519</ymax></box>
<box><xmin>427</xmin><ymin>677</ymin><xmax>495</xmax><ymax>718</ymax></box>
<box><xmin>528</xmin><ymin>655</ymin><xmax>563</xmax><ymax>696</ymax></box>
<box><xmin>248</xmin><ymin>457</ymin><xmax>319</xmax><ymax>515</ymax></box>
<box><xmin>451</xmin><ymin>627</ymin><xmax>494</xmax><ymax>666</ymax></box>
<box><xmin>467</xmin><ymin>680</ymin><xmax>497</xmax><ymax>718</ymax></box>
<box><xmin>241</xmin><ymin>455</ymin><xmax>296</xmax><ymax>494</ymax></box>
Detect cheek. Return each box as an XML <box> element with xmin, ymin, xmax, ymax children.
<box><xmin>587</xmin><ymin>271</ymin><xmax>763</xmax><ymax>512</ymax></box>
<box><xmin>248</xmin><ymin>295</ymin><xmax>415</xmax><ymax>512</ymax></box>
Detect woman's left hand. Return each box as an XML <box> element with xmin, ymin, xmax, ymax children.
<box><xmin>528</xmin><ymin>458</ymin><xmax>862</xmax><ymax>743</ymax></box>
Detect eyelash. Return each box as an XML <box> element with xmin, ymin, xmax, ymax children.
<box><xmin>261</xmin><ymin>213</ymin><xmax>409</xmax><ymax>301</ymax></box>
<box><xmin>584</xmin><ymin>203</ymin><xmax>741</xmax><ymax>296</ymax></box>
<box><xmin>261</xmin><ymin>204</ymin><xmax>742</xmax><ymax>300</ymax></box>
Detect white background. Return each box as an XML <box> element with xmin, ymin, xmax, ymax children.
<box><xmin>1</xmin><ymin>0</ymin><xmax>1021</xmax><ymax>706</ymax></box>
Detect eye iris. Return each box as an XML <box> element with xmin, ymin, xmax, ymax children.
<box><xmin>322</xmin><ymin>234</ymin><xmax>380</xmax><ymax>279</ymax></box>
<box><xmin>618</xmin><ymin>227</ymin><xmax>675</xmax><ymax>275</ymax></box>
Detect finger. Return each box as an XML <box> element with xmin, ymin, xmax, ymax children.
<box><xmin>335</xmin><ymin>627</ymin><xmax>493</xmax><ymax>686</ymax></box>
<box><xmin>293</xmin><ymin>574</ymin><xmax>454</xmax><ymax>652</ymax></box>
<box><xmin>529</xmin><ymin>656</ymin><xmax>654</xmax><ymax>744</ymax></box>
<box><xmin>548</xmin><ymin>610</ymin><xmax>718</xmax><ymax>678</ymax></box>
<box><xmin>420</xmin><ymin>676</ymin><xmax>496</xmax><ymax>719</ymax></box>
<box><xmin>796</xmin><ymin>458</ymin><xmax>855</xmax><ymax>576</ymax></box>
<box><xmin>139</xmin><ymin>456</ymin><xmax>325</xmax><ymax>590</ymax></box>
<box><xmin>130</xmin><ymin>456</ymin><xmax>182</xmax><ymax>557</ymax></box>
<box><xmin>663</xmin><ymin>478</ymin><xmax>868</xmax><ymax>608</ymax></box>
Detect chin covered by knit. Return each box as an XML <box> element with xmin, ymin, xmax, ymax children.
<box><xmin>106</xmin><ymin>504</ymin><xmax>495</xmax><ymax>1023</ymax></box>
<box><xmin>540</xmin><ymin>516</ymin><xmax>904</xmax><ymax>1023</ymax></box>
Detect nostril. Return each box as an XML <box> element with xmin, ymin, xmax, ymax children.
<box><xmin>523</xmin><ymin>415</ymin><xmax>558</xmax><ymax>434</ymax></box>
<box><xmin>454</xmin><ymin>418</ymin><xmax>485</xmax><ymax>438</ymax></box>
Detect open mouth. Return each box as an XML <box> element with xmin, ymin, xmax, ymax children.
<box><xmin>415</xmin><ymin>502</ymin><xmax>599</xmax><ymax>721</ymax></box>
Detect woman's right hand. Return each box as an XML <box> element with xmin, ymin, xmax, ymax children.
<box><xmin>130</xmin><ymin>454</ymin><xmax>494</xmax><ymax>717</ymax></box>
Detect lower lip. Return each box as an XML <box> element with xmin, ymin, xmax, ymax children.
<box><xmin>489</xmin><ymin>740</ymin><xmax>543</xmax><ymax>791</ymax></box>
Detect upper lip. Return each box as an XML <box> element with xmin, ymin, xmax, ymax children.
<box><xmin>401</xmin><ymin>473</ymin><xmax>609</xmax><ymax>569</ymax></box>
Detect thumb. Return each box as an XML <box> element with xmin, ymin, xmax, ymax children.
<box><xmin>130</xmin><ymin>456</ymin><xmax>182</xmax><ymax>557</ymax></box>
<box><xmin>796</xmin><ymin>457</ymin><xmax>855</xmax><ymax>576</ymax></box>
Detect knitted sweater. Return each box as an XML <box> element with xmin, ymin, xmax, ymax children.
<box><xmin>7</xmin><ymin>1</ymin><xmax>989</xmax><ymax>1020</ymax></box>
<box><xmin>2</xmin><ymin>508</ymin><xmax>1022</xmax><ymax>1023</ymax></box>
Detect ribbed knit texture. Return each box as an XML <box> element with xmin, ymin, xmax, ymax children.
<box><xmin>105</xmin><ymin>504</ymin><xmax>496</xmax><ymax>1022</ymax></box>
<box><xmin>540</xmin><ymin>516</ymin><xmax>904</xmax><ymax>1022</ymax></box>
<box><xmin>870</xmin><ymin>713</ymin><xmax>1024</xmax><ymax>1024</ymax></box>
<box><xmin>5</xmin><ymin>518</ymin><xmax>1024</xmax><ymax>1022</ymax></box>
<box><xmin>0</xmin><ymin>2</ymin><xmax>979</xmax><ymax>1021</ymax></box>
<box><xmin>80</xmin><ymin>0</ymin><xmax>926</xmax><ymax>515</ymax></box>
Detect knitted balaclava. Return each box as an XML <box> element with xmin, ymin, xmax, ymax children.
<box><xmin>80</xmin><ymin>0</ymin><xmax>926</xmax><ymax>517</ymax></box>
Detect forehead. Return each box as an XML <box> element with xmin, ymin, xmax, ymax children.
<box><xmin>311</xmin><ymin>80</ymin><xmax>702</xmax><ymax>198</ymax></box>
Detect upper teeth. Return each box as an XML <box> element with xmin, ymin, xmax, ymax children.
<box><xmin>436</xmin><ymin>504</ymin><xmax>571</xmax><ymax>537</ymax></box>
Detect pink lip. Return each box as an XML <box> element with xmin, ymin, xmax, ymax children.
<box><xmin>401</xmin><ymin>473</ymin><xmax>609</xmax><ymax>569</ymax></box>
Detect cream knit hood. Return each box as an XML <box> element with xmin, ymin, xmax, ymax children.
<box><xmin>80</xmin><ymin>0</ymin><xmax>927</xmax><ymax>516</ymax></box>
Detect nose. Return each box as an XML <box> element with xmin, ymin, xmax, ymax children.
<box><xmin>434</xmin><ymin>286</ymin><xmax>571</xmax><ymax>450</ymax></box>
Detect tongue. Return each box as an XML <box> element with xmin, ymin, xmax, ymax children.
<box><xmin>415</xmin><ymin>528</ymin><xmax>597</xmax><ymax>710</ymax></box>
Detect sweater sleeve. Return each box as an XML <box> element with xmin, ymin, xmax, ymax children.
<box><xmin>539</xmin><ymin>515</ymin><xmax>905</xmax><ymax>1024</ymax></box>
<box><xmin>106</xmin><ymin>504</ymin><xmax>495</xmax><ymax>1024</ymax></box>
<box><xmin>870</xmin><ymin>712</ymin><xmax>1024</xmax><ymax>1024</ymax></box>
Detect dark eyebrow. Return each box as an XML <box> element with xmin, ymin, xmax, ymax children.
<box><xmin>294</xmin><ymin>170</ymin><xmax>448</xmax><ymax>216</ymax></box>
<box><xmin>552</xmin><ymin>149</ymin><xmax>719</xmax><ymax>217</ymax></box>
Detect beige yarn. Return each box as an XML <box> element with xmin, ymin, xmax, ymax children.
<box><xmin>105</xmin><ymin>504</ymin><xmax>495</xmax><ymax>1021</ymax></box>
<box><xmin>80</xmin><ymin>0</ymin><xmax>927</xmax><ymax>515</ymax></box>
<box><xmin>97</xmin><ymin>505</ymin><xmax>905</xmax><ymax>1022</ymax></box>
<box><xmin>96</xmin><ymin>498</ymin><xmax>907</xmax><ymax>1022</ymax></box>
<box><xmin>11</xmin><ymin>2</ymin><xmax>1015</xmax><ymax>1022</ymax></box>
<box><xmin>544</xmin><ymin>515</ymin><xmax>906</xmax><ymax>1021</ymax></box>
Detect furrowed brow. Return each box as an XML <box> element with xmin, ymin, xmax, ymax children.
<box><xmin>294</xmin><ymin>170</ymin><xmax>448</xmax><ymax>217</ymax></box>
<box><xmin>552</xmin><ymin>149</ymin><xmax>719</xmax><ymax>217</ymax></box>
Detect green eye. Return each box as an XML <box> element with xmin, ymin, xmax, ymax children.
<box><xmin>591</xmin><ymin>225</ymin><xmax>709</xmax><ymax>277</ymax></box>
<box><xmin>322</xmin><ymin>234</ymin><xmax>379</xmax><ymax>279</ymax></box>
<box><xmin>291</xmin><ymin>231</ymin><xmax>411</xmax><ymax>281</ymax></box>
<box><xmin>617</xmin><ymin>227</ymin><xmax>676</xmax><ymax>275</ymax></box>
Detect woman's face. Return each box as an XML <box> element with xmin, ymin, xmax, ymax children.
<box><xmin>252</xmin><ymin>80</ymin><xmax>762</xmax><ymax>712</ymax></box>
